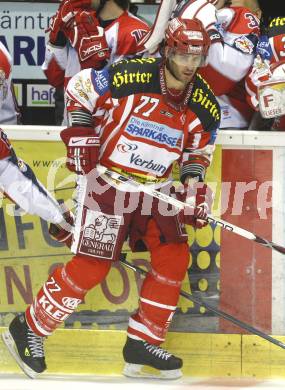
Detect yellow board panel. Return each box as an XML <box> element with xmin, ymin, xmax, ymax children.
<box><xmin>242</xmin><ymin>335</ymin><xmax>285</xmax><ymax>379</ymax></box>
<box><xmin>166</xmin><ymin>332</ymin><xmax>241</xmax><ymax>377</ymax></box>
<box><xmin>0</xmin><ymin>328</ymin><xmax>240</xmax><ymax>377</ymax></box>
<box><xmin>3</xmin><ymin>328</ymin><xmax>285</xmax><ymax>378</ymax></box>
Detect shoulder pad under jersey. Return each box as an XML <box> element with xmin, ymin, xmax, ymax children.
<box><xmin>189</xmin><ymin>74</ymin><xmax>221</xmax><ymax>133</ymax></box>
<box><xmin>108</xmin><ymin>57</ymin><xmax>161</xmax><ymax>98</ymax></box>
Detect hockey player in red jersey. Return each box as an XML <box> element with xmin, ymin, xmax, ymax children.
<box><xmin>140</xmin><ymin>0</ymin><xmax>261</xmax><ymax>129</ymax></box>
<box><xmin>245</xmin><ymin>14</ymin><xmax>285</xmax><ymax>130</ymax></box>
<box><xmin>2</xmin><ymin>18</ymin><xmax>220</xmax><ymax>379</ymax></box>
<box><xmin>43</xmin><ymin>0</ymin><xmax>149</xmax><ymax>91</ymax></box>
<box><xmin>0</xmin><ymin>42</ymin><xmax>21</xmax><ymax>124</ymax></box>
<box><xmin>197</xmin><ymin>0</ymin><xmax>261</xmax><ymax>129</ymax></box>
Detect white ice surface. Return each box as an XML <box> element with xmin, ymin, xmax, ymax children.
<box><xmin>1</xmin><ymin>374</ymin><xmax>285</xmax><ymax>390</ymax></box>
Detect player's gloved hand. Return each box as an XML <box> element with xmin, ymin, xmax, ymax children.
<box><xmin>49</xmin><ymin>203</ymin><xmax>74</xmax><ymax>248</ymax></box>
<box><xmin>69</xmin><ymin>10</ymin><xmax>110</xmax><ymax>69</ymax></box>
<box><xmin>245</xmin><ymin>55</ymin><xmax>273</xmax><ymax>111</ymax></box>
<box><xmin>177</xmin><ymin>182</ymin><xmax>213</xmax><ymax>229</ymax></box>
<box><xmin>60</xmin><ymin>126</ymin><xmax>100</xmax><ymax>174</ymax></box>
<box><xmin>47</xmin><ymin>0</ymin><xmax>92</xmax><ymax>46</ymax></box>
<box><xmin>258</xmin><ymin>61</ymin><xmax>285</xmax><ymax>125</ymax></box>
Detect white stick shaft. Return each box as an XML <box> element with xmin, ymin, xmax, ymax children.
<box><xmin>140</xmin><ymin>0</ymin><xmax>176</xmax><ymax>53</ymax></box>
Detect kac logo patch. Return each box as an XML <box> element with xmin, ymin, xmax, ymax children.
<box><xmin>79</xmin><ymin>210</ymin><xmax>122</xmax><ymax>260</ymax></box>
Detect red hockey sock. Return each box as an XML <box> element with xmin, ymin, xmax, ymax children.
<box><xmin>127</xmin><ymin>219</ymin><xmax>189</xmax><ymax>344</ymax></box>
<box><xmin>26</xmin><ymin>255</ymin><xmax>112</xmax><ymax>336</ymax></box>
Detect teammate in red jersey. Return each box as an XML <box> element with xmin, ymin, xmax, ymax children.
<box><xmin>43</xmin><ymin>0</ymin><xmax>149</xmax><ymax>124</ymax></box>
<box><xmin>0</xmin><ymin>42</ymin><xmax>21</xmax><ymax>124</ymax></box>
<box><xmin>141</xmin><ymin>0</ymin><xmax>261</xmax><ymax>129</ymax></box>
<box><xmin>2</xmin><ymin>17</ymin><xmax>220</xmax><ymax>380</ymax></box>
<box><xmin>245</xmin><ymin>14</ymin><xmax>285</xmax><ymax>130</ymax></box>
<box><xmin>43</xmin><ymin>0</ymin><xmax>149</xmax><ymax>91</ymax></box>
<box><xmin>197</xmin><ymin>0</ymin><xmax>261</xmax><ymax>129</ymax></box>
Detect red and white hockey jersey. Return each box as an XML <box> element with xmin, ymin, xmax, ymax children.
<box><xmin>66</xmin><ymin>58</ymin><xmax>220</xmax><ymax>184</ymax></box>
<box><xmin>198</xmin><ymin>6</ymin><xmax>260</xmax><ymax>129</ymax></box>
<box><xmin>245</xmin><ymin>17</ymin><xmax>285</xmax><ymax>130</ymax></box>
<box><xmin>42</xmin><ymin>11</ymin><xmax>149</xmax><ymax>90</ymax></box>
<box><xmin>0</xmin><ymin>42</ymin><xmax>21</xmax><ymax>124</ymax></box>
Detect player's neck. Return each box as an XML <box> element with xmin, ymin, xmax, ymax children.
<box><xmin>99</xmin><ymin>3</ymin><xmax>125</xmax><ymax>20</ymax></box>
<box><xmin>164</xmin><ymin>66</ymin><xmax>187</xmax><ymax>91</ymax></box>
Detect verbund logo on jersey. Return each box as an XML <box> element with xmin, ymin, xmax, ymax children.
<box><xmin>109</xmin><ymin>135</ymin><xmax>179</xmax><ymax>176</ymax></box>
<box><xmin>129</xmin><ymin>153</ymin><xmax>167</xmax><ymax>174</ymax></box>
<box><xmin>125</xmin><ymin>116</ymin><xmax>183</xmax><ymax>149</ymax></box>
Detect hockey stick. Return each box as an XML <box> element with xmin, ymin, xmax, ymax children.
<box><xmin>137</xmin><ymin>0</ymin><xmax>176</xmax><ymax>53</ymax></box>
<box><xmin>49</xmin><ymin>185</ymin><xmax>76</xmax><ymax>193</ymax></box>
<box><xmin>97</xmin><ymin>165</ymin><xmax>285</xmax><ymax>255</ymax></box>
<box><xmin>120</xmin><ymin>256</ymin><xmax>285</xmax><ymax>350</ymax></box>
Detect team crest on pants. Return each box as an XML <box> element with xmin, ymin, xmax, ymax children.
<box><xmin>78</xmin><ymin>209</ymin><xmax>122</xmax><ymax>259</ymax></box>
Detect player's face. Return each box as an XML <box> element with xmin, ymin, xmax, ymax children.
<box><xmin>167</xmin><ymin>50</ymin><xmax>203</xmax><ymax>84</ymax></box>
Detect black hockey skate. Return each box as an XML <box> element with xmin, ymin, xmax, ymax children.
<box><xmin>122</xmin><ymin>336</ymin><xmax>183</xmax><ymax>379</ymax></box>
<box><xmin>2</xmin><ymin>314</ymin><xmax>46</xmax><ymax>379</ymax></box>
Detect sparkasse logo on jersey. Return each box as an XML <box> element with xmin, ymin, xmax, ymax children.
<box><xmin>27</xmin><ymin>84</ymin><xmax>55</xmax><ymax>107</ymax></box>
<box><xmin>125</xmin><ymin>116</ymin><xmax>183</xmax><ymax>150</ymax></box>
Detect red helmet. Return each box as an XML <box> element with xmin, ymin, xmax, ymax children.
<box><xmin>165</xmin><ymin>17</ymin><xmax>211</xmax><ymax>56</ymax></box>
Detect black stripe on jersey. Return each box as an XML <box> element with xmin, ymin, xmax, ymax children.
<box><xmin>189</xmin><ymin>73</ymin><xmax>221</xmax><ymax>133</ymax></box>
<box><xmin>109</xmin><ymin>57</ymin><xmax>162</xmax><ymax>98</ymax></box>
